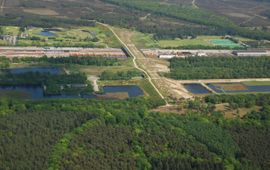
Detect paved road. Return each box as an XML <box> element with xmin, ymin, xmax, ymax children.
<box><xmin>98</xmin><ymin>22</ymin><xmax>168</xmax><ymax>104</ymax></box>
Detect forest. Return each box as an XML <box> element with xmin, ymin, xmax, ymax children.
<box><xmin>0</xmin><ymin>93</ymin><xmax>269</xmax><ymax>169</ymax></box>
<box><xmin>166</xmin><ymin>56</ymin><xmax>270</xmax><ymax>79</ymax></box>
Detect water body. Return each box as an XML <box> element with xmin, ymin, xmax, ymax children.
<box><xmin>8</xmin><ymin>67</ymin><xmax>62</xmax><ymax>75</ymax></box>
<box><xmin>39</xmin><ymin>31</ymin><xmax>56</xmax><ymax>37</ymax></box>
<box><xmin>208</xmin><ymin>83</ymin><xmax>270</xmax><ymax>93</ymax></box>
<box><xmin>0</xmin><ymin>86</ymin><xmax>44</xmax><ymax>99</ymax></box>
<box><xmin>0</xmin><ymin>85</ymin><xmax>143</xmax><ymax>100</ymax></box>
<box><xmin>184</xmin><ymin>84</ymin><xmax>211</xmax><ymax>94</ymax></box>
<box><xmin>102</xmin><ymin>85</ymin><xmax>144</xmax><ymax>97</ymax></box>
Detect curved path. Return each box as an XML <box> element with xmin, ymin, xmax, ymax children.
<box><xmin>98</xmin><ymin>22</ymin><xmax>168</xmax><ymax>104</ymax></box>
<box><xmin>192</xmin><ymin>0</ymin><xmax>199</xmax><ymax>8</ymax></box>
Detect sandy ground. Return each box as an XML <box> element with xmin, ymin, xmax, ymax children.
<box><xmin>88</xmin><ymin>75</ymin><xmax>99</xmax><ymax>92</ymax></box>
<box><xmin>113</xmin><ymin>27</ymin><xmax>194</xmax><ymax>101</ymax></box>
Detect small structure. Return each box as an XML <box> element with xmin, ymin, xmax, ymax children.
<box><xmin>1</xmin><ymin>35</ymin><xmax>17</xmax><ymax>45</ymax></box>
<box><xmin>197</xmin><ymin>52</ymin><xmax>207</xmax><ymax>57</ymax></box>
<box><xmin>233</xmin><ymin>50</ymin><xmax>269</xmax><ymax>57</ymax></box>
<box><xmin>158</xmin><ymin>55</ymin><xmax>177</xmax><ymax>59</ymax></box>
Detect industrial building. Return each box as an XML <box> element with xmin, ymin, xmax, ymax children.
<box><xmin>233</xmin><ymin>50</ymin><xmax>270</xmax><ymax>57</ymax></box>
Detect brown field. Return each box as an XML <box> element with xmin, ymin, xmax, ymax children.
<box><xmin>5</xmin><ymin>0</ymin><xmax>269</xmax><ymax>34</ymax></box>
<box><xmin>215</xmin><ymin>103</ymin><xmax>261</xmax><ymax>118</ymax></box>
<box><xmin>213</xmin><ymin>83</ymin><xmax>248</xmax><ymax>91</ymax></box>
<box><xmin>97</xmin><ymin>92</ymin><xmax>129</xmax><ymax>100</ymax></box>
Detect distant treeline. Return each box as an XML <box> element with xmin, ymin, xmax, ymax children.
<box><xmin>10</xmin><ymin>56</ymin><xmax>120</xmax><ymax>66</ymax></box>
<box><xmin>166</xmin><ymin>56</ymin><xmax>270</xmax><ymax>79</ymax></box>
<box><xmin>0</xmin><ymin>13</ymin><xmax>96</xmax><ymax>28</ymax></box>
<box><xmin>102</xmin><ymin>0</ymin><xmax>270</xmax><ymax>40</ymax></box>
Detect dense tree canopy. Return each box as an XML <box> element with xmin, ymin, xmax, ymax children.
<box><xmin>166</xmin><ymin>56</ymin><xmax>270</xmax><ymax>79</ymax></box>
<box><xmin>0</xmin><ymin>95</ymin><xmax>269</xmax><ymax>169</ymax></box>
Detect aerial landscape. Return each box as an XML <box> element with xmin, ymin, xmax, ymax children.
<box><xmin>0</xmin><ymin>0</ymin><xmax>270</xmax><ymax>169</ymax></box>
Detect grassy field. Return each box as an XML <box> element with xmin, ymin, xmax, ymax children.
<box><xmin>158</xmin><ymin>36</ymin><xmax>221</xmax><ymax>48</ymax></box>
<box><xmin>1</xmin><ymin>26</ymin><xmax>20</xmax><ymax>36</ymax></box>
<box><xmin>69</xmin><ymin>59</ymin><xmax>134</xmax><ymax>76</ymax></box>
<box><xmin>132</xmin><ymin>31</ymin><xmax>158</xmax><ymax>48</ymax></box>
<box><xmin>0</xmin><ymin>25</ymin><xmax>121</xmax><ymax>47</ymax></box>
<box><xmin>243</xmin><ymin>81</ymin><xmax>270</xmax><ymax>86</ymax></box>
<box><xmin>132</xmin><ymin>32</ymin><xmax>244</xmax><ymax>49</ymax></box>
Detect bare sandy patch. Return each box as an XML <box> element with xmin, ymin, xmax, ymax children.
<box><xmin>226</xmin><ymin>12</ymin><xmax>250</xmax><ymax>18</ymax></box>
<box><xmin>23</xmin><ymin>8</ymin><xmax>59</xmax><ymax>16</ymax></box>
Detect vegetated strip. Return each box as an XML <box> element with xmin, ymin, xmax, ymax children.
<box><xmin>48</xmin><ymin>118</ymin><xmax>103</xmax><ymax>170</ymax></box>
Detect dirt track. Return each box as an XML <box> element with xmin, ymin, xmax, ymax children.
<box><xmin>104</xmin><ymin>26</ymin><xmax>195</xmax><ymax>101</ymax></box>
<box><xmin>177</xmin><ymin>78</ymin><xmax>270</xmax><ymax>84</ymax></box>
<box><xmin>0</xmin><ymin>0</ymin><xmax>5</xmax><ymax>13</ymax></box>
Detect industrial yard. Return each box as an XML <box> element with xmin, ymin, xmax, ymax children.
<box><xmin>141</xmin><ymin>49</ymin><xmax>270</xmax><ymax>58</ymax></box>
<box><xmin>0</xmin><ymin>47</ymin><xmax>127</xmax><ymax>58</ymax></box>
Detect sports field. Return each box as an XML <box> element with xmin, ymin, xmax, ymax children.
<box><xmin>211</xmin><ymin>39</ymin><xmax>242</xmax><ymax>48</ymax></box>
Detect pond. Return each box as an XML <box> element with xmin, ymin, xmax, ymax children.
<box><xmin>184</xmin><ymin>84</ymin><xmax>211</xmax><ymax>94</ymax></box>
<box><xmin>0</xmin><ymin>85</ymin><xmax>143</xmax><ymax>100</ymax></box>
<box><xmin>8</xmin><ymin>67</ymin><xmax>62</xmax><ymax>75</ymax></box>
<box><xmin>207</xmin><ymin>83</ymin><xmax>270</xmax><ymax>93</ymax></box>
<box><xmin>39</xmin><ymin>31</ymin><xmax>56</xmax><ymax>37</ymax></box>
<box><xmin>102</xmin><ymin>85</ymin><xmax>144</xmax><ymax>97</ymax></box>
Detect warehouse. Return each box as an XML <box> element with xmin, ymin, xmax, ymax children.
<box><xmin>233</xmin><ymin>50</ymin><xmax>270</xmax><ymax>57</ymax></box>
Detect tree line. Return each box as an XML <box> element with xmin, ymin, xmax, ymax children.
<box><xmin>166</xmin><ymin>56</ymin><xmax>270</xmax><ymax>79</ymax></box>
